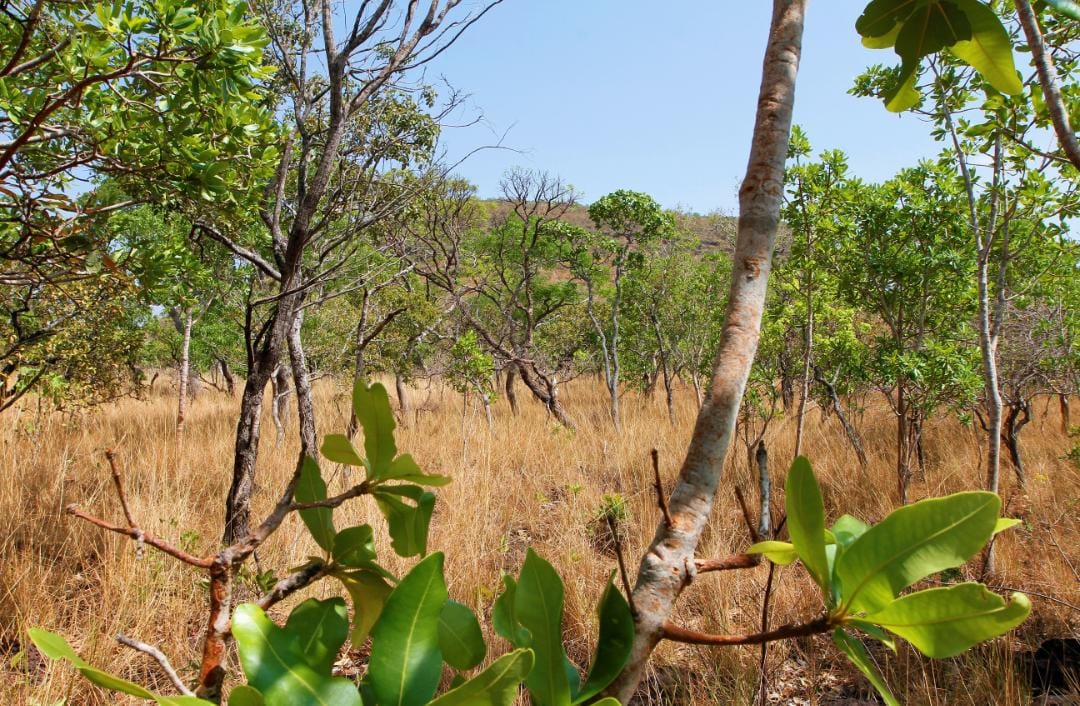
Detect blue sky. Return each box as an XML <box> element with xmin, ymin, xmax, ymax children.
<box><xmin>426</xmin><ymin>1</ymin><xmax>945</xmax><ymax>213</ymax></box>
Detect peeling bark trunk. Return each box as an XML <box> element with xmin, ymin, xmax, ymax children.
<box><xmin>607</xmin><ymin>3</ymin><xmax>805</xmax><ymax>699</ymax></box>
<box><xmin>287</xmin><ymin>310</ymin><xmax>317</xmax><ymax>459</ymax></box>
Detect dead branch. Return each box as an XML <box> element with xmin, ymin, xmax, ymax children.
<box><xmin>116</xmin><ymin>634</ymin><xmax>194</xmax><ymax>697</ymax></box>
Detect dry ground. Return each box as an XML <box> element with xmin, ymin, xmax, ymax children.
<box><xmin>1</xmin><ymin>378</ymin><xmax>1077</xmax><ymax>705</ymax></box>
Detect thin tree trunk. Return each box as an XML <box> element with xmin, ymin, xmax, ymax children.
<box><xmin>218</xmin><ymin>357</ymin><xmax>235</xmax><ymax>396</ymax></box>
<box><xmin>1060</xmin><ymin>393</ymin><xmax>1070</xmax><ymax>434</ymax></box>
<box><xmin>395</xmin><ymin>372</ymin><xmax>410</xmax><ymax>427</ymax></box>
<box><xmin>1004</xmin><ymin>400</ymin><xmax>1030</xmax><ymax>486</ymax></box>
<box><xmin>347</xmin><ymin>291</ymin><xmax>370</xmax><ymax>440</ymax></box>
<box><xmin>608</xmin><ymin>3</ymin><xmax>805</xmax><ymax>698</ymax></box>
<box><xmin>813</xmin><ymin>365</ymin><xmax>868</xmax><ymax>469</ymax></box>
<box><xmin>177</xmin><ymin>307</ymin><xmax>194</xmax><ymax>437</ymax></box>
<box><xmin>505</xmin><ymin>363</ymin><xmax>519</xmax><ymax>416</ymax></box>
<box><xmin>271</xmin><ymin>364</ymin><xmax>291</xmax><ymax>448</ymax></box>
<box><xmin>793</xmin><ymin>264</ymin><xmax>813</xmax><ymax>457</ymax></box>
<box><xmin>897</xmin><ymin>382</ymin><xmax>909</xmax><ymax>504</ymax></box>
<box><xmin>287</xmin><ymin>310</ymin><xmax>316</xmax><ymax>459</ymax></box>
<box><xmin>650</xmin><ymin>310</ymin><xmax>675</xmax><ymax>425</ymax></box>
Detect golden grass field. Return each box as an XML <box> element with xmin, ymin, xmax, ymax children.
<box><xmin>1</xmin><ymin>378</ymin><xmax>1078</xmax><ymax>705</ymax></box>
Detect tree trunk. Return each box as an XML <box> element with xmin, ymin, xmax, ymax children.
<box><xmin>395</xmin><ymin>372</ymin><xmax>410</xmax><ymax>427</ymax></box>
<box><xmin>505</xmin><ymin>363</ymin><xmax>519</xmax><ymax>416</ymax></box>
<box><xmin>1060</xmin><ymin>393</ymin><xmax>1070</xmax><ymax>434</ymax></box>
<box><xmin>651</xmin><ymin>310</ymin><xmax>675</xmax><ymax>425</ymax></box>
<box><xmin>218</xmin><ymin>357</ymin><xmax>235</xmax><ymax>396</ymax></box>
<box><xmin>813</xmin><ymin>366</ymin><xmax>867</xmax><ymax>469</ymax></box>
<box><xmin>271</xmin><ymin>364</ymin><xmax>291</xmax><ymax>448</ymax></box>
<box><xmin>608</xmin><ymin>3</ymin><xmax>805</xmax><ymax>698</ymax></box>
<box><xmin>287</xmin><ymin>310</ymin><xmax>317</xmax><ymax>459</ymax></box>
<box><xmin>793</xmin><ymin>274</ymin><xmax>813</xmax><ymax>457</ymax></box>
<box><xmin>515</xmin><ymin>361</ymin><xmax>575</xmax><ymax>429</ymax></box>
<box><xmin>1003</xmin><ymin>400</ymin><xmax>1030</xmax><ymax>486</ymax></box>
<box><xmin>346</xmin><ymin>293</ymin><xmax>370</xmax><ymax>440</ymax></box>
<box><xmin>177</xmin><ymin>307</ymin><xmax>194</xmax><ymax>437</ymax></box>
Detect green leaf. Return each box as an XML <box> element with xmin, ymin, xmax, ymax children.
<box><xmin>335</xmin><ymin>569</ymin><xmax>393</xmax><ymax>645</ymax></box>
<box><xmin>862</xmin><ymin>21</ymin><xmax>902</xmax><ymax>49</ymax></box>
<box><xmin>427</xmin><ymin>649</ymin><xmax>534</xmax><ymax>706</ymax></box>
<box><xmin>863</xmin><ymin>583</ymin><xmax>1031</xmax><ymax>658</ymax></box>
<box><xmin>232</xmin><ymin>603</ymin><xmax>362</xmax><ymax>706</ymax></box>
<box><xmin>376</xmin><ymin>485</ymin><xmax>436</xmax><ymax>558</ymax></box>
<box><xmin>831</xmin><ymin>514</ymin><xmax>870</xmax><ymax>549</ymax></box>
<box><xmin>28</xmin><ymin>628</ymin><xmax>212</xmax><ymax>706</ymax></box>
<box><xmin>786</xmin><ymin>457</ymin><xmax>831</xmax><ymax>593</ymax></box>
<box><xmin>284</xmin><ymin>598</ymin><xmax>350</xmax><ymax>674</ymax></box>
<box><xmin>227</xmin><ymin>685</ymin><xmax>265</xmax><ymax>706</ymax></box>
<box><xmin>855</xmin><ymin>0</ymin><xmax>915</xmax><ymax>39</ymax></box>
<box><xmin>949</xmin><ymin>0</ymin><xmax>1023</xmax><ymax>96</ymax></box>
<box><xmin>993</xmin><ymin>517</ymin><xmax>1022</xmax><ymax>535</ymax></box>
<box><xmin>384</xmin><ymin>454</ymin><xmax>452</xmax><ymax>486</ymax></box>
<box><xmin>835</xmin><ymin>491</ymin><xmax>1000</xmax><ymax>614</ymax></box>
<box><xmin>514</xmin><ymin>549</ymin><xmax>572</xmax><ymax>706</ymax></box>
<box><xmin>332</xmin><ymin>525</ymin><xmax>377</xmax><ymax>567</ymax></box>
<box><xmin>492</xmin><ymin>575</ymin><xmax>531</xmax><ymax>646</ymax></box>
<box><xmin>296</xmin><ymin>456</ymin><xmax>336</xmax><ymax>552</ymax></box>
<box><xmin>1046</xmin><ymin>0</ymin><xmax>1080</xmax><ymax>21</ymax></box>
<box><xmin>322</xmin><ymin>434</ymin><xmax>365</xmax><ymax>467</ymax></box>
<box><xmin>353</xmin><ymin>380</ymin><xmax>397</xmax><ymax>476</ymax></box>
<box><xmin>369</xmin><ymin>552</ymin><xmax>449</xmax><ymax>706</ymax></box>
<box><xmin>885</xmin><ymin>60</ymin><xmax>922</xmax><ymax>112</ymax></box>
<box><xmin>847</xmin><ymin>620</ymin><xmax>897</xmax><ymax>652</ymax></box>
<box><xmin>574</xmin><ymin>578</ymin><xmax>634</xmax><ymax>704</ymax></box>
<box><xmin>833</xmin><ymin>629</ymin><xmax>899</xmax><ymax>706</ymax></box>
<box><xmin>745</xmin><ymin>540</ymin><xmax>798</xmax><ymax>565</ymax></box>
<box><xmin>439</xmin><ymin>601</ymin><xmax>487</xmax><ymax>671</ymax></box>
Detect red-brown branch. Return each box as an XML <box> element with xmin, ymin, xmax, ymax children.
<box><xmin>695</xmin><ymin>553</ymin><xmax>761</xmax><ymax>573</ymax></box>
<box><xmin>661</xmin><ymin>615</ymin><xmax>830</xmax><ymax>646</ymax></box>
<box><xmin>66</xmin><ymin>505</ymin><xmax>213</xmax><ymax>569</ymax></box>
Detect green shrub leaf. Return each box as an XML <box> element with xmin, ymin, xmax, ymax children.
<box><xmin>514</xmin><ymin>549</ymin><xmax>572</xmax><ymax>706</ymax></box>
<box><xmin>375</xmin><ymin>484</ymin><xmax>436</xmax><ymax>557</ymax></box>
<box><xmin>949</xmin><ymin>0</ymin><xmax>1023</xmax><ymax>96</ymax></box>
<box><xmin>833</xmin><ymin>628</ymin><xmax>899</xmax><ymax>706</ymax></box>
<box><xmin>439</xmin><ymin>600</ymin><xmax>487</xmax><ymax>671</ymax></box>
<box><xmin>786</xmin><ymin>457</ymin><xmax>831</xmax><ymax>593</ymax></box>
<box><xmin>427</xmin><ymin>649</ymin><xmax>535</xmax><ymax>706</ymax></box>
<box><xmin>492</xmin><ymin>575</ymin><xmax>532</xmax><ymax>646</ymax></box>
<box><xmin>227</xmin><ymin>685</ymin><xmax>265</xmax><ymax>706</ymax></box>
<box><xmin>384</xmin><ymin>454</ymin><xmax>452</xmax><ymax>486</ymax></box>
<box><xmin>993</xmin><ymin>517</ymin><xmax>1022</xmax><ymax>535</ymax></box>
<box><xmin>332</xmin><ymin>525</ymin><xmax>377</xmax><ymax>567</ymax></box>
<box><xmin>283</xmin><ymin>598</ymin><xmax>350</xmax><ymax>674</ymax></box>
<box><xmin>353</xmin><ymin>380</ymin><xmax>397</xmax><ymax>476</ymax></box>
<box><xmin>334</xmin><ymin>568</ymin><xmax>393</xmax><ymax>645</ymax></box>
<box><xmin>745</xmin><ymin>540</ymin><xmax>798</xmax><ymax>565</ymax></box>
<box><xmin>863</xmin><ymin>583</ymin><xmax>1031</xmax><ymax>658</ymax></box>
<box><xmin>321</xmin><ymin>434</ymin><xmax>365</xmax><ymax>467</ymax></box>
<box><xmin>296</xmin><ymin>456</ymin><xmax>336</xmax><ymax>552</ymax></box>
<box><xmin>232</xmin><ymin>602</ymin><xmax>361</xmax><ymax>706</ymax></box>
<box><xmin>369</xmin><ymin>552</ymin><xmax>449</xmax><ymax>706</ymax></box>
<box><xmin>835</xmin><ymin>491</ymin><xmax>999</xmax><ymax>613</ymax></box>
<box><xmin>574</xmin><ymin>578</ymin><xmax>634</xmax><ymax>704</ymax></box>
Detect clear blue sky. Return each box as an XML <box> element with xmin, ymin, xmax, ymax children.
<box><xmin>426</xmin><ymin>1</ymin><xmax>943</xmax><ymax>213</ymax></box>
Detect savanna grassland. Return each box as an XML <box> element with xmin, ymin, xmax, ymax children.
<box><xmin>2</xmin><ymin>379</ymin><xmax>1077</xmax><ymax>705</ymax></box>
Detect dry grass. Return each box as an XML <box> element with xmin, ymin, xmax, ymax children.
<box><xmin>1</xmin><ymin>377</ymin><xmax>1078</xmax><ymax>705</ymax></box>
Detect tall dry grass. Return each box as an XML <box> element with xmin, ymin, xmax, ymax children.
<box><xmin>1</xmin><ymin>377</ymin><xmax>1077</xmax><ymax>705</ymax></box>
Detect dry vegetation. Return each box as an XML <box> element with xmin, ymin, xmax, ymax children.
<box><xmin>1</xmin><ymin>378</ymin><xmax>1078</xmax><ymax>705</ymax></box>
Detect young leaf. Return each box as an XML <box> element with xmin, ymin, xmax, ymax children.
<box><xmin>993</xmin><ymin>517</ymin><xmax>1022</xmax><ymax>535</ymax></box>
<box><xmin>574</xmin><ymin>578</ymin><xmax>634</xmax><ymax>704</ymax></box>
<box><xmin>831</xmin><ymin>514</ymin><xmax>870</xmax><ymax>549</ymax></box>
<box><xmin>427</xmin><ymin>649</ymin><xmax>535</xmax><ymax>706</ymax></box>
<box><xmin>332</xmin><ymin>525</ymin><xmax>377</xmax><ymax>567</ymax></box>
<box><xmin>833</xmin><ymin>629</ymin><xmax>899</xmax><ymax>706</ymax></box>
<box><xmin>352</xmin><ymin>380</ymin><xmax>397</xmax><ymax>476</ymax></box>
<box><xmin>28</xmin><ymin>628</ymin><xmax>213</xmax><ymax>706</ymax></box>
<box><xmin>368</xmin><ymin>552</ymin><xmax>449</xmax><ymax>706</ymax></box>
<box><xmin>785</xmin><ymin>457</ymin><xmax>831</xmax><ymax>593</ymax></box>
<box><xmin>834</xmin><ymin>491</ymin><xmax>999</xmax><ymax>613</ymax></box>
<box><xmin>514</xmin><ymin>549</ymin><xmax>572</xmax><ymax>706</ymax></box>
<box><xmin>334</xmin><ymin>568</ymin><xmax>393</xmax><ymax>645</ymax></box>
<box><xmin>862</xmin><ymin>583</ymin><xmax>1031</xmax><ymax>658</ymax></box>
<box><xmin>745</xmin><ymin>540</ymin><xmax>798</xmax><ymax>565</ymax></box>
<box><xmin>231</xmin><ymin>604</ymin><xmax>362</xmax><ymax>706</ymax></box>
<box><xmin>439</xmin><ymin>600</ymin><xmax>487</xmax><ymax>672</ymax></box>
<box><xmin>321</xmin><ymin>434</ymin><xmax>365</xmax><ymax>467</ymax></box>
<box><xmin>227</xmin><ymin>685</ymin><xmax>265</xmax><ymax>706</ymax></box>
<box><xmin>296</xmin><ymin>456</ymin><xmax>336</xmax><ymax>552</ymax></box>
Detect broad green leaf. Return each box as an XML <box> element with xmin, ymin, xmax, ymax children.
<box><xmin>847</xmin><ymin>620</ymin><xmax>897</xmax><ymax>652</ymax></box>
<box><xmin>514</xmin><ymin>549</ymin><xmax>572</xmax><ymax>706</ymax></box>
<box><xmin>833</xmin><ymin>629</ymin><xmax>899</xmax><ymax>706</ymax></box>
<box><xmin>885</xmin><ymin>61</ymin><xmax>922</xmax><ymax>112</ymax></box>
<box><xmin>863</xmin><ymin>583</ymin><xmax>1031</xmax><ymax>658</ymax></box>
<box><xmin>384</xmin><ymin>454</ymin><xmax>452</xmax><ymax>486</ymax></box>
<box><xmin>427</xmin><ymin>649</ymin><xmax>534</xmax><ymax>706</ymax></box>
<box><xmin>439</xmin><ymin>601</ymin><xmax>487</xmax><ymax>671</ymax></box>
<box><xmin>855</xmin><ymin>0</ymin><xmax>916</xmax><ymax>39</ymax></box>
<box><xmin>369</xmin><ymin>552</ymin><xmax>449</xmax><ymax>706</ymax></box>
<box><xmin>949</xmin><ymin>0</ymin><xmax>1022</xmax><ymax>96</ymax></box>
<box><xmin>332</xmin><ymin>525</ymin><xmax>377</xmax><ymax>567</ymax></box>
<box><xmin>376</xmin><ymin>485</ymin><xmax>436</xmax><ymax>558</ymax></box>
<box><xmin>322</xmin><ymin>434</ymin><xmax>365</xmax><ymax>467</ymax></box>
<box><xmin>835</xmin><ymin>491</ymin><xmax>999</xmax><ymax>614</ymax></box>
<box><xmin>227</xmin><ymin>686</ymin><xmax>265</xmax><ymax>706</ymax></box>
<box><xmin>296</xmin><ymin>456</ymin><xmax>336</xmax><ymax>552</ymax></box>
<box><xmin>831</xmin><ymin>514</ymin><xmax>870</xmax><ymax>549</ymax></box>
<box><xmin>786</xmin><ymin>457</ymin><xmax>831</xmax><ymax>593</ymax></box>
<box><xmin>492</xmin><ymin>575</ymin><xmax>531</xmax><ymax>646</ymax></box>
<box><xmin>353</xmin><ymin>381</ymin><xmax>397</xmax><ymax>476</ymax></box>
<box><xmin>574</xmin><ymin>578</ymin><xmax>634</xmax><ymax>704</ymax></box>
<box><xmin>232</xmin><ymin>604</ymin><xmax>362</xmax><ymax>706</ymax></box>
<box><xmin>993</xmin><ymin>517</ymin><xmax>1022</xmax><ymax>535</ymax></box>
<box><xmin>284</xmin><ymin>598</ymin><xmax>349</xmax><ymax>674</ymax></box>
<box><xmin>335</xmin><ymin>569</ymin><xmax>393</xmax><ymax>645</ymax></box>
<box><xmin>745</xmin><ymin>540</ymin><xmax>798</xmax><ymax>565</ymax></box>
<box><xmin>28</xmin><ymin>628</ymin><xmax>212</xmax><ymax>706</ymax></box>
<box><xmin>1046</xmin><ymin>0</ymin><xmax>1080</xmax><ymax>21</ymax></box>
<box><xmin>862</xmin><ymin>21</ymin><xmax>902</xmax><ymax>49</ymax></box>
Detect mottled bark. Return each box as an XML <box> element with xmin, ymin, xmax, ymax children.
<box><xmin>504</xmin><ymin>363</ymin><xmax>520</xmax><ymax>416</ymax></box>
<box><xmin>607</xmin><ymin>2</ymin><xmax>805</xmax><ymax>699</ymax></box>
<box><xmin>176</xmin><ymin>307</ymin><xmax>193</xmax><ymax>437</ymax></box>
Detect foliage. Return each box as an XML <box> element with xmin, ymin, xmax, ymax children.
<box><xmin>747</xmin><ymin>457</ymin><xmax>1029</xmax><ymax>705</ymax></box>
